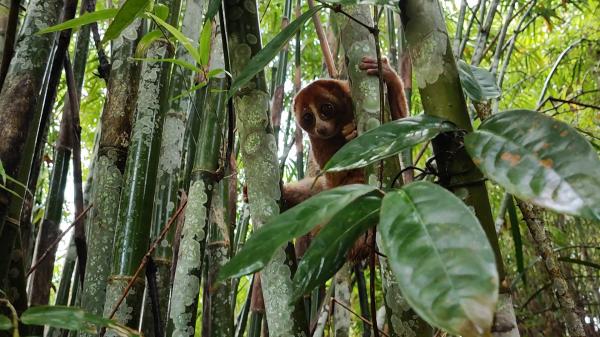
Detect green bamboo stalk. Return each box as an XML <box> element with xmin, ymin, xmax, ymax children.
<box><xmin>149</xmin><ymin>0</ymin><xmax>205</xmax><ymax>328</ymax></box>
<box><xmin>28</xmin><ymin>108</ymin><xmax>72</xmax><ymax>307</ymax></box>
<box><xmin>202</xmin><ymin>181</ymin><xmax>234</xmax><ymax>337</ymax></box>
<box><xmin>79</xmin><ymin>17</ymin><xmax>142</xmax><ymax>336</ymax></box>
<box><xmin>399</xmin><ymin>1</ymin><xmax>519</xmax><ymax>336</ymax></box>
<box><xmin>166</xmin><ymin>18</ymin><xmax>227</xmax><ymax>337</ymax></box>
<box><xmin>103</xmin><ymin>38</ymin><xmax>170</xmax><ymax>332</ymax></box>
<box><xmin>0</xmin><ymin>0</ymin><xmax>63</xmax><ymax>265</ymax></box>
<box><xmin>223</xmin><ymin>0</ymin><xmax>308</xmax><ymax>333</ymax></box>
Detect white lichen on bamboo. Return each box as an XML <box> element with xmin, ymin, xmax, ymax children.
<box><xmin>401</xmin><ymin>1</ymin><xmax>447</xmax><ymax>88</ymax></box>
<box><xmin>103</xmin><ymin>278</ymin><xmax>143</xmax><ymax>337</ymax></box>
<box><xmin>11</xmin><ymin>0</ymin><xmax>62</xmax><ymax>72</ymax></box>
<box><xmin>169</xmin><ymin>180</ymin><xmax>208</xmax><ymax>337</ymax></box>
<box><xmin>333</xmin><ymin>265</ymin><xmax>351</xmax><ymax>337</ymax></box>
<box><xmin>380</xmin><ymin>257</ymin><xmax>419</xmax><ymax>337</ymax></box>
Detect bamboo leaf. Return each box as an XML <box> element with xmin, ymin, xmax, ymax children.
<box><xmin>323</xmin><ymin>115</ymin><xmax>456</xmax><ymax>172</ymax></box>
<box><xmin>170</xmin><ymin>81</ymin><xmax>208</xmax><ymax>101</ymax></box>
<box><xmin>132</xmin><ymin>57</ymin><xmax>202</xmax><ymax>73</ymax></box>
<box><xmin>37</xmin><ymin>8</ymin><xmax>119</xmax><ymax>34</ymax></box>
<box><xmin>21</xmin><ymin>306</ymin><xmax>141</xmax><ymax>337</ymax></box>
<box><xmin>103</xmin><ymin>0</ymin><xmax>151</xmax><ymax>43</ymax></box>
<box><xmin>457</xmin><ymin>60</ymin><xmax>501</xmax><ymax>102</ymax></box>
<box><xmin>134</xmin><ymin>30</ymin><xmax>165</xmax><ymax>58</ymax></box>
<box><xmin>465</xmin><ymin>109</ymin><xmax>600</xmax><ymax>221</ymax></box>
<box><xmin>292</xmin><ymin>195</ymin><xmax>380</xmax><ymax>299</ymax></box>
<box><xmin>199</xmin><ymin>20</ymin><xmax>212</xmax><ymax>66</ymax></box>
<box><xmin>146</xmin><ymin>12</ymin><xmax>203</xmax><ymax>65</ymax></box>
<box><xmin>204</xmin><ymin>0</ymin><xmax>221</xmax><ymax>23</ymax></box>
<box><xmin>378</xmin><ymin>182</ymin><xmax>499</xmax><ymax>337</ymax></box>
<box><xmin>218</xmin><ymin>184</ymin><xmax>378</xmax><ymax>280</ymax></box>
<box><xmin>227</xmin><ymin>5</ymin><xmax>323</xmax><ymax>98</ymax></box>
<box><xmin>153</xmin><ymin>3</ymin><xmax>169</xmax><ymax>21</ymax></box>
<box><xmin>0</xmin><ymin>315</ymin><xmax>11</xmax><ymax>331</ymax></box>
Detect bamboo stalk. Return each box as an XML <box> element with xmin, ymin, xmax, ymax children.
<box><xmin>223</xmin><ymin>0</ymin><xmax>309</xmax><ymax>334</ymax></box>
<box><xmin>103</xmin><ymin>38</ymin><xmax>170</xmax><ymax>332</ymax></box>
<box><xmin>80</xmin><ymin>15</ymin><xmax>141</xmax><ymax>334</ymax></box>
<box><xmin>166</xmin><ymin>17</ymin><xmax>228</xmax><ymax>337</ymax></box>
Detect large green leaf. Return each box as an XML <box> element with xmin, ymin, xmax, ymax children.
<box><xmin>457</xmin><ymin>60</ymin><xmax>501</xmax><ymax>102</ymax></box>
<box><xmin>20</xmin><ymin>306</ymin><xmax>140</xmax><ymax>337</ymax></box>
<box><xmin>37</xmin><ymin>8</ymin><xmax>119</xmax><ymax>35</ymax></box>
<box><xmin>218</xmin><ymin>184</ymin><xmax>378</xmax><ymax>280</ymax></box>
<box><xmin>465</xmin><ymin>109</ymin><xmax>600</xmax><ymax>220</ymax></box>
<box><xmin>323</xmin><ymin>115</ymin><xmax>455</xmax><ymax>172</ymax></box>
<box><xmin>0</xmin><ymin>315</ymin><xmax>11</xmax><ymax>331</ymax></box>
<box><xmin>292</xmin><ymin>195</ymin><xmax>380</xmax><ymax>299</ymax></box>
<box><xmin>227</xmin><ymin>5</ymin><xmax>323</xmax><ymax>99</ymax></box>
<box><xmin>103</xmin><ymin>0</ymin><xmax>151</xmax><ymax>43</ymax></box>
<box><xmin>378</xmin><ymin>182</ymin><xmax>498</xmax><ymax>337</ymax></box>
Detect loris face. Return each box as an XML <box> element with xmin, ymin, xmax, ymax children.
<box><xmin>293</xmin><ymin>79</ymin><xmax>354</xmax><ymax>140</ymax></box>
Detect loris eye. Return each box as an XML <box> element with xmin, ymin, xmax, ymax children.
<box><xmin>302</xmin><ymin>113</ymin><xmax>314</xmax><ymax>125</ymax></box>
<box><xmin>320</xmin><ymin>103</ymin><xmax>334</xmax><ymax>119</ymax></box>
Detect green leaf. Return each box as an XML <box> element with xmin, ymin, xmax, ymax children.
<box><xmin>21</xmin><ymin>306</ymin><xmax>140</xmax><ymax>337</ymax></box>
<box><xmin>37</xmin><ymin>8</ymin><xmax>119</xmax><ymax>35</ymax></box>
<box><xmin>132</xmin><ymin>57</ymin><xmax>202</xmax><ymax>73</ymax></box>
<box><xmin>103</xmin><ymin>0</ymin><xmax>151</xmax><ymax>43</ymax></box>
<box><xmin>146</xmin><ymin>13</ymin><xmax>202</xmax><ymax>65</ymax></box>
<box><xmin>227</xmin><ymin>5</ymin><xmax>323</xmax><ymax>99</ymax></box>
<box><xmin>465</xmin><ymin>109</ymin><xmax>600</xmax><ymax>220</ymax></box>
<box><xmin>471</xmin><ymin>65</ymin><xmax>501</xmax><ymax>100</ymax></box>
<box><xmin>293</xmin><ymin>195</ymin><xmax>380</xmax><ymax>299</ymax></box>
<box><xmin>0</xmin><ymin>160</ymin><xmax>5</xmax><ymax>184</ymax></box>
<box><xmin>170</xmin><ymin>81</ymin><xmax>208</xmax><ymax>101</ymax></box>
<box><xmin>218</xmin><ymin>184</ymin><xmax>378</xmax><ymax>280</ymax></box>
<box><xmin>378</xmin><ymin>182</ymin><xmax>498</xmax><ymax>337</ymax></box>
<box><xmin>204</xmin><ymin>0</ymin><xmax>221</xmax><ymax>23</ymax></box>
<box><xmin>0</xmin><ymin>315</ymin><xmax>11</xmax><ymax>331</ymax></box>
<box><xmin>153</xmin><ymin>3</ymin><xmax>169</xmax><ymax>21</ymax></box>
<box><xmin>134</xmin><ymin>30</ymin><xmax>164</xmax><ymax>58</ymax></box>
<box><xmin>457</xmin><ymin>60</ymin><xmax>501</xmax><ymax>102</ymax></box>
<box><xmin>323</xmin><ymin>115</ymin><xmax>456</xmax><ymax>172</ymax></box>
<box><xmin>199</xmin><ymin>20</ymin><xmax>212</xmax><ymax>66</ymax></box>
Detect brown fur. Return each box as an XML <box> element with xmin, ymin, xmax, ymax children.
<box><xmin>283</xmin><ymin>67</ymin><xmax>408</xmax><ymax>263</ymax></box>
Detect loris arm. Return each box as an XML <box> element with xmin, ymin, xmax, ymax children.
<box><xmin>281</xmin><ymin>175</ymin><xmax>328</xmax><ymax>211</ymax></box>
<box><xmin>359</xmin><ymin>57</ymin><xmax>409</xmax><ymax>120</ymax></box>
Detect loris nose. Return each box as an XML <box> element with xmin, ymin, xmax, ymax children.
<box><xmin>316</xmin><ymin>127</ymin><xmax>328</xmax><ymax>136</ymax></box>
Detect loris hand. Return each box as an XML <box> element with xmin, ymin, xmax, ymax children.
<box><xmin>359</xmin><ymin>57</ymin><xmax>398</xmax><ymax>84</ymax></box>
<box><xmin>342</xmin><ymin>121</ymin><xmax>357</xmax><ymax>141</ymax></box>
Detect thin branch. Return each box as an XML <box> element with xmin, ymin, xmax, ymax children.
<box><xmin>26</xmin><ymin>204</ymin><xmax>93</xmax><ymax>277</ymax></box>
<box><xmin>331</xmin><ymin>297</ymin><xmax>390</xmax><ymax>337</ymax></box>
<box><xmin>308</xmin><ymin>0</ymin><xmax>337</xmax><ymax>78</ymax></box>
